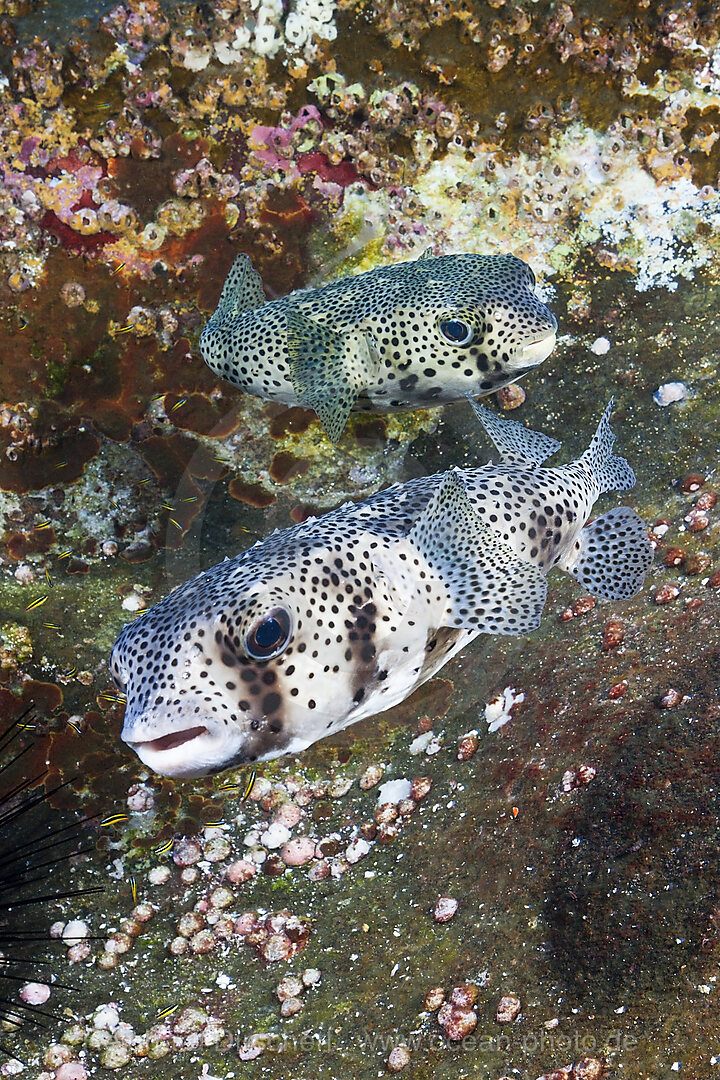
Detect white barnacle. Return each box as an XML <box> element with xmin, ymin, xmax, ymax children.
<box><xmin>485</xmin><ymin>687</ymin><xmax>525</xmax><ymax>733</ymax></box>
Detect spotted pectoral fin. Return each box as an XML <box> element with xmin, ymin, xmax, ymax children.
<box><xmin>286</xmin><ymin>307</ymin><xmax>380</xmax><ymax>442</ymax></box>
<box><xmin>409</xmin><ymin>470</ymin><xmax>547</xmax><ymax>634</ymax></box>
<box><xmin>559</xmin><ymin>505</ymin><xmax>652</xmax><ymax>600</ymax></box>
<box><xmin>466</xmin><ymin>396</ymin><xmax>561</xmax><ymax>466</ymax></box>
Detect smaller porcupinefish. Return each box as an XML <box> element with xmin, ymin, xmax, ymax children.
<box><xmin>111</xmin><ymin>400</ymin><xmax>652</xmax><ymax>779</ymax></box>
<box><xmin>199</xmin><ymin>250</ymin><xmax>558</xmax><ymax>441</ymax></box>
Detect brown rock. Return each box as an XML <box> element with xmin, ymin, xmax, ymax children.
<box><xmin>434</xmin><ymin>896</ymin><xmax>459</xmax><ymax>923</ymax></box>
<box><xmin>684</xmin><ymin>552</ymin><xmax>711</xmax><ymax>575</ymax></box>
<box><xmin>449</xmin><ymin>983</ymin><xmax>478</xmax><ymax>1007</ymax></box>
<box><xmin>410</xmin><ymin>776</ymin><xmax>432</xmax><ymax>800</ymax></box>
<box><xmin>495</xmin><ymin>994</ymin><xmax>521</xmax><ymax>1022</ymax></box>
<box><xmin>680</xmin><ymin>472</ymin><xmax>704</xmax><ymax>492</ymax></box>
<box><xmin>457</xmin><ymin>733</ymin><xmax>479</xmax><ymax>760</ymax></box>
<box><xmin>572</xmin><ymin>595</ymin><xmax>596</xmax><ymax>616</ymax></box>
<box><xmin>573</xmin><ymin>1057</ymin><xmax>605</xmax><ymax>1079</ymax></box>
<box><xmin>696</xmin><ymin>489</ymin><xmax>716</xmax><ymax>510</ymax></box>
<box><xmin>423</xmin><ymin>986</ymin><xmax>445</xmax><ymax>1011</ymax></box>
<box><xmin>662</xmin><ymin>545</ymin><xmax>686</xmax><ymax>567</ymax></box>
<box><xmin>437</xmin><ymin>1004</ymin><xmax>477</xmax><ymax>1041</ymax></box>
<box><xmin>602</xmin><ymin>619</ymin><xmax>625</xmax><ymax>650</ymax></box>
<box><xmin>386</xmin><ymin>1044</ymin><xmax>411</xmax><ymax>1072</ymax></box>
<box><xmin>654</xmin><ymin>583</ymin><xmax>679</xmax><ymax>604</ymax></box>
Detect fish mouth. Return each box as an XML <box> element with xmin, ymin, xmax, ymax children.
<box><xmin>135</xmin><ymin>725</ymin><xmax>209</xmax><ymax>754</ymax></box>
<box><xmin>122</xmin><ymin>719</ymin><xmax>248</xmax><ymax>779</ymax></box>
<box><xmin>513</xmin><ymin>326</ymin><xmax>557</xmax><ymax>369</ymax></box>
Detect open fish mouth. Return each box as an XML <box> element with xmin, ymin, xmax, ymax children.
<box><xmin>129</xmin><ymin>725</ymin><xmax>209</xmax><ymax>754</ymax></box>
<box><xmin>121</xmin><ymin>719</ymin><xmax>244</xmax><ymax>778</ymax></box>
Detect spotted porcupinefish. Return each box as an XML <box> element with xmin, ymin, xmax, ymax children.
<box><xmin>111</xmin><ymin>400</ymin><xmax>652</xmax><ymax>778</ymax></box>
<box><xmin>199</xmin><ymin>251</ymin><xmax>558</xmax><ymax>442</ymax></box>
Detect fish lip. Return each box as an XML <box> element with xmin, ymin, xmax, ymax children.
<box><xmin>121</xmin><ymin>715</ymin><xmax>254</xmax><ymax>778</ymax></box>
<box><xmin>127</xmin><ymin>725</ymin><xmax>209</xmax><ymax>754</ymax></box>
<box><xmin>513</xmin><ymin>327</ymin><xmax>557</xmax><ymax>369</ymax></box>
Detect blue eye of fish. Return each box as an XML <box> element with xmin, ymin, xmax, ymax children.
<box><xmin>245</xmin><ymin>608</ymin><xmax>292</xmax><ymax>660</ymax></box>
<box><xmin>439</xmin><ymin>319</ymin><xmax>474</xmax><ymax>346</ymax></box>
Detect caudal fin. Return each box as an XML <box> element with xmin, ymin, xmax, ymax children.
<box><xmin>559</xmin><ymin>505</ymin><xmax>653</xmax><ymax>600</ymax></box>
<box><xmin>581</xmin><ymin>399</ymin><xmax>636</xmax><ymax>493</ymax></box>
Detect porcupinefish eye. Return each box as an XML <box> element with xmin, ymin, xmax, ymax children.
<box><xmin>438</xmin><ymin>318</ymin><xmax>474</xmax><ymax>346</ymax></box>
<box><xmin>244</xmin><ymin>607</ymin><xmax>292</xmax><ymax>661</ymax></box>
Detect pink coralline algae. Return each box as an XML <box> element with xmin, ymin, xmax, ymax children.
<box><xmin>249</xmin><ymin>106</ymin><xmax>324</xmax><ymax>173</ymax></box>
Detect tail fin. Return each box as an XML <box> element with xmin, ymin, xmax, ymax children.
<box><xmin>559</xmin><ymin>506</ymin><xmax>653</xmax><ymax>600</ymax></box>
<box><xmin>581</xmin><ymin>398</ymin><xmax>636</xmax><ymax>493</ymax></box>
<box><xmin>211</xmin><ymin>254</ymin><xmax>266</xmax><ymax>324</ymax></box>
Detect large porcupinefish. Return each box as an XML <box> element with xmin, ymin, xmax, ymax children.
<box><xmin>111</xmin><ymin>400</ymin><xmax>652</xmax><ymax>778</ymax></box>
<box><xmin>199</xmin><ymin>251</ymin><xmax>558</xmax><ymax>441</ymax></box>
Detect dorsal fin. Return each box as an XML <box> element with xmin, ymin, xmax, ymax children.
<box><xmin>286</xmin><ymin>307</ymin><xmax>380</xmax><ymax>443</ymax></box>
<box><xmin>214</xmin><ymin>254</ymin><xmax>266</xmax><ymax>320</ymax></box>
<box><xmin>467</xmin><ymin>395</ymin><xmax>561</xmax><ymax>466</ymax></box>
<box><xmin>408</xmin><ymin>469</ymin><xmax>547</xmax><ymax>635</ymax></box>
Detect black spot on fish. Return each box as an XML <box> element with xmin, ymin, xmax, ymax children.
<box><xmin>262</xmin><ymin>692</ymin><xmax>281</xmax><ymax>716</ymax></box>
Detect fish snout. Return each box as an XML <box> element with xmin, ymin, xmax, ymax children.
<box><xmin>121</xmin><ymin>706</ymin><xmax>249</xmax><ymax>779</ymax></box>
<box><xmin>509</xmin><ymin>304</ymin><xmax>558</xmax><ymax>371</ymax></box>
<box><xmin>517</xmin><ymin>325</ymin><xmax>557</xmax><ymax>369</ymax></box>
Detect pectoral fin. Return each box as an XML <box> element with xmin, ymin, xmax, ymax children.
<box><xmin>409</xmin><ymin>470</ymin><xmax>547</xmax><ymax>634</ymax></box>
<box><xmin>286</xmin><ymin>307</ymin><xmax>379</xmax><ymax>442</ymax></box>
<box><xmin>370</xmin><ymin>544</ymin><xmax>416</xmax><ymax>617</ymax></box>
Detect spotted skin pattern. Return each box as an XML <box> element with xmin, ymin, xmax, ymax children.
<box><xmin>111</xmin><ymin>402</ymin><xmax>652</xmax><ymax>778</ymax></box>
<box><xmin>199</xmin><ymin>251</ymin><xmax>558</xmax><ymax>441</ymax></box>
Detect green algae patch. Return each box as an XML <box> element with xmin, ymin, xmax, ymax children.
<box><xmin>45</xmin><ymin>357</ymin><xmax>69</xmax><ymax>399</ymax></box>
<box><xmin>0</xmin><ymin>621</ymin><xmax>33</xmax><ymax>679</ymax></box>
